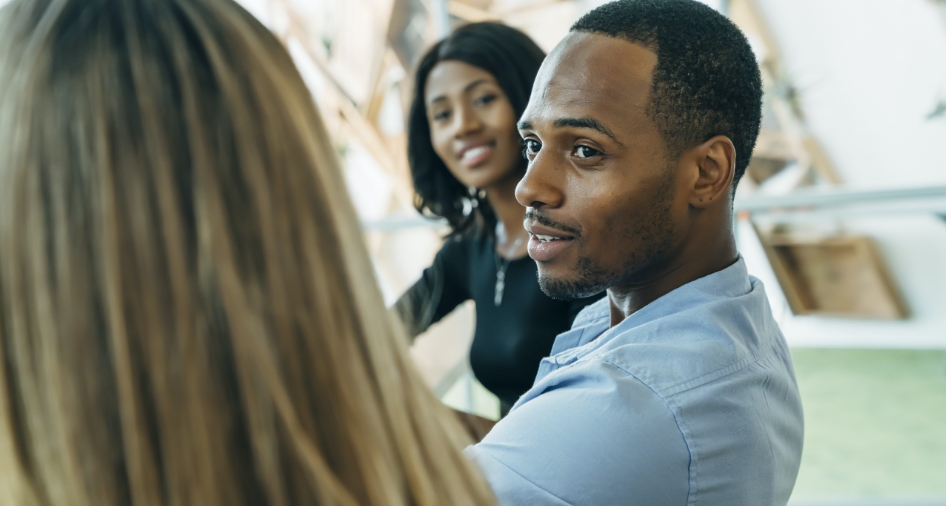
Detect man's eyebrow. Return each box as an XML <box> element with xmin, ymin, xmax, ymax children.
<box><xmin>553</xmin><ymin>117</ymin><xmax>623</xmax><ymax>146</ymax></box>
<box><xmin>518</xmin><ymin>117</ymin><xmax>624</xmax><ymax>147</ymax></box>
<box><xmin>428</xmin><ymin>79</ymin><xmax>490</xmax><ymax>105</ymax></box>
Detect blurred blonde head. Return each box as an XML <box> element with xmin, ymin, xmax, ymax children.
<box><xmin>0</xmin><ymin>0</ymin><xmax>493</xmax><ymax>505</ymax></box>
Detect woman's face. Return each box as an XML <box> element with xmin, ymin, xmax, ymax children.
<box><xmin>424</xmin><ymin>60</ymin><xmax>523</xmax><ymax>190</ymax></box>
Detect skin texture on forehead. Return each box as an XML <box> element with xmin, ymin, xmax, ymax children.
<box><xmin>533</xmin><ymin>33</ymin><xmax>654</xmax><ymax>122</ymax></box>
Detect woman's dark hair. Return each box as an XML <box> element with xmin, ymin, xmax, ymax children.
<box><xmin>407</xmin><ymin>22</ymin><xmax>545</xmax><ymax>238</ymax></box>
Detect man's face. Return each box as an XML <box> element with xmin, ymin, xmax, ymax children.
<box><xmin>517</xmin><ymin>32</ymin><xmax>690</xmax><ymax>299</ymax></box>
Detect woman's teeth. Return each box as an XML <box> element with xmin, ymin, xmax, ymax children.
<box><xmin>461</xmin><ymin>145</ymin><xmax>491</xmax><ymax>163</ymax></box>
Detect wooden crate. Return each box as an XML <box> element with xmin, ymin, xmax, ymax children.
<box><xmin>759</xmin><ymin>234</ymin><xmax>908</xmax><ymax>319</ymax></box>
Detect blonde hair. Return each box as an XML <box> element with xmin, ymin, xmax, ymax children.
<box><xmin>0</xmin><ymin>0</ymin><xmax>494</xmax><ymax>505</ymax></box>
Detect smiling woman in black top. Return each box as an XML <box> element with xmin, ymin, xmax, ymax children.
<box><xmin>395</xmin><ymin>22</ymin><xmax>601</xmax><ymax>416</ymax></box>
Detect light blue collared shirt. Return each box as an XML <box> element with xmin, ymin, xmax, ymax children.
<box><xmin>466</xmin><ymin>258</ymin><xmax>804</xmax><ymax>505</ymax></box>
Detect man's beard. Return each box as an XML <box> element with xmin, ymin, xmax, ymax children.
<box><xmin>535</xmin><ymin>175</ymin><xmax>676</xmax><ymax>301</ymax></box>
<box><xmin>537</xmin><ymin>256</ymin><xmax>613</xmax><ymax>300</ymax></box>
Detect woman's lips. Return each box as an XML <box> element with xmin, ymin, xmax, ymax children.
<box><xmin>528</xmin><ymin>234</ymin><xmax>574</xmax><ymax>262</ymax></box>
<box><xmin>459</xmin><ymin>143</ymin><xmax>494</xmax><ymax>168</ymax></box>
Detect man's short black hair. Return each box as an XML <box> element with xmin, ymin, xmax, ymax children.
<box><xmin>572</xmin><ymin>0</ymin><xmax>762</xmax><ymax>191</ymax></box>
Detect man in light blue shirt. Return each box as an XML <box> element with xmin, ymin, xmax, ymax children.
<box><xmin>464</xmin><ymin>1</ymin><xmax>804</xmax><ymax>504</ymax></box>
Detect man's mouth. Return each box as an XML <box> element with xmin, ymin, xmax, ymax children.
<box><xmin>524</xmin><ymin>209</ymin><xmax>581</xmax><ymax>261</ymax></box>
<box><xmin>527</xmin><ymin>233</ymin><xmax>574</xmax><ymax>262</ymax></box>
<box><xmin>525</xmin><ymin>218</ymin><xmax>578</xmax><ymax>262</ymax></box>
<box><xmin>532</xmin><ymin>234</ymin><xmax>570</xmax><ymax>243</ymax></box>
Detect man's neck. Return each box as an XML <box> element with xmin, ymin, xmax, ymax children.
<box><xmin>607</xmin><ymin>230</ymin><xmax>738</xmax><ymax>327</ymax></box>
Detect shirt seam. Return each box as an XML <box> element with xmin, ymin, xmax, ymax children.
<box><xmin>663</xmin><ymin>339</ymin><xmax>772</xmax><ymax>397</ymax></box>
<box><xmin>600</xmin><ymin>357</ymin><xmax>695</xmax><ymax>505</ymax></box>
<box><xmin>608</xmin><ymin>348</ymin><xmax>777</xmax><ymax>506</ymax></box>
<box><xmin>472</xmin><ymin>448</ymin><xmax>574</xmax><ymax>505</ymax></box>
<box><xmin>600</xmin><ymin>350</ymin><xmax>773</xmax><ymax>506</ymax></box>
<box><xmin>664</xmin><ymin>355</ymin><xmax>757</xmax><ymax>397</ymax></box>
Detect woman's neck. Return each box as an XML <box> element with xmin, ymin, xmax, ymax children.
<box><xmin>484</xmin><ymin>171</ymin><xmax>528</xmax><ymax>258</ymax></box>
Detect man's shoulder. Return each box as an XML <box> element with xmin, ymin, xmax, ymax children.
<box><xmin>536</xmin><ymin>275</ymin><xmax>790</xmax><ymax>411</ymax></box>
<box><xmin>521</xmin><ymin>277</ymin><xmax>803</xmax><ymax>504</ymax></box>
<box><xmin>472</xmin><ymin>356</ymin><xmax>691</xmax><ymax>505</ymax></box>
<box><xmin>571</xmin><ymin>277</ymin><xmax>778</xmax><ymax>393</ymax></box>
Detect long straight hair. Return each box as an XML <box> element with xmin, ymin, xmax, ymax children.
<box><xmin>0</xmin><ymin>0</ymin><xmax>494</xmax><ymax>505</ymax></box>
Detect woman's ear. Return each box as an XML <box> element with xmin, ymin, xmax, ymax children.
<box><xmin>685</xmin><ymin>135</ymin><xmax>736</xmax><ymax>209</ymax></box>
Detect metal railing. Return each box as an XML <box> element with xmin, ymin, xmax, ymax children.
<box><xmin>364</xmin><ymin>185</ymin><xmax>946</xmax><ymax>232</ymax></box>
<box><xmin>735</xmin><ymin>185</ymin><xmax>946</xmax><ymax>223</ymax></box>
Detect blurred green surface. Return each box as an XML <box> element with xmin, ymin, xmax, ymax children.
<box><xmin>441</xmin><ymin>372</ymin><xmax>501</xmax><ymax>421</ymax></box>
<box><xmin>789</xmin><ymin>348</ymin><xmax>946</xmax><ymax>501</ymax></box>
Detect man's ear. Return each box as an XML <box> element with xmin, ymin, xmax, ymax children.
<box><xmin>684</xmin><ymin>135</ymin><xmax>736</xmax><ymax>209</ymax></box>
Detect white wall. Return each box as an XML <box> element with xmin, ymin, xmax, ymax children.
<box><xmin>746</xmin><ymin>0</ymin><xmax>946</xmax><ymax>348</ymax></box>
<box><xmin>758</xmin><ymin>0</ymin><xmax>946</xmax><ymax>189</ymax></box>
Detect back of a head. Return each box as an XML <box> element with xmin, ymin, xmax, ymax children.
<box><xmin>572</xmin><ymin>0</ymin><xmax>763</xmax><ymax>191</ymax></box>
<box><xmin>0</xmin><ymin>0</ymin><xmax>493</xmax><ymax>505</ymax></box>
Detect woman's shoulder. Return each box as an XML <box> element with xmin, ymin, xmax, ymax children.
<box><xmin>439</xmin><ymin>229</ymin><xmax>493</xmax><ymax>257</ymax></box>
<box><xmin>428</xmin><ymin>232</ymin><xmax>486</xmax><ymax>277</ymax></box>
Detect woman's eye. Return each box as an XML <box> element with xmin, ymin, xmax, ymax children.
<box><xmin>575</xmin><ymin>146</ymin><xmax>601</xmax><ymax>159</ymax></box>
<box><xmin>523</xmin><ymin>139</ymin><xmax>541</xmax><ymax>158</ymax></box>
<box><xmin>474</xmin><ymin>94</ymin><xmax>497</xmax><ymax>106</ymax></box>
<box><xmin>432</xmin><ymin>110</ymin><xmax>450</xmax><ymax>122</ymax></box>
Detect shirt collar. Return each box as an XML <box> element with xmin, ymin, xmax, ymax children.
<box><xmin>552</xmin><ymin>256</ymin><xmax>751</xmax><ymax>356</ymax></box>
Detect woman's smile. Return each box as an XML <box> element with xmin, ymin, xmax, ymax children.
<box><xmin>457</xmin><ymin>141</ymin><xmax>496</xmax><ymax>168</ymax></box>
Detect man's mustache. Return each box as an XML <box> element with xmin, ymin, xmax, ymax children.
<box><xmin>524</xmin><ymin>210</ymin><xmax>581</xmax><ymax>237</ymax></box>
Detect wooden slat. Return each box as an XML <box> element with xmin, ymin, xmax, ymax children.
<box><xmin>754</xmin><ymin>226</ymin><xmax>907</xmax><ymax>319</ymax></box>
<box><xmin>272</xmin><ymin>1</ymin><xmax>415</xmax><ymax>207</ymax></box>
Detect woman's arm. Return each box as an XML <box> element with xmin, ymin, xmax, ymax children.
<box><xmin>392</xmin><ymin>238</ymin><xmax>471</xmax><ymax>340</ymax></box>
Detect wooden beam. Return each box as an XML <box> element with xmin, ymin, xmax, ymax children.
<box><xmin>728</xmin><ymin>0</ymin><xmax>784</xmax><ymax>78</ymax></box>
<box><xmin>728</xmin><ymin>0</ymin><xmax>845</xmax><ymax>189</ymax></box>
<box><xmin>447</xmin><ymin>0</ymin><xmax>498</xmax><ymax>22</ymax></box>
<box><xmin>495</xmin><ymin>0</ymin><xmax>569</xmax><ymax>16</ymax></box>
<box><xmin>447</xmin><ymin>0</ymin><xmax>572</xmax><ymax>26</ymax></box>
<box><xmin>271</xmin><ymin>1</ymin><xmax>415</xmax><ymax>206</ymax></box>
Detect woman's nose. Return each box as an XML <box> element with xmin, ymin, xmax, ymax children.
<box><xmin>453</xmin><ymin>104</ymin><xmax>482</xmax><ymax>138</ymax></box>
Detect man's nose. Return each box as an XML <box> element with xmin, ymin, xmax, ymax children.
<box><xmin>515</xmin><ymin>149</ymin><xmax>565</xmax><ymax>210</ymax></box>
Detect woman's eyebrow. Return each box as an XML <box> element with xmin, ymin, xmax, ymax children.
<box><xmin>428</xmin><ymin>79</ymin><xmax>491</xmax><ymax>105</ymax></box>
<box><xmin>463</xmin><ymin>78</ymin><xmax>489</xmax><ymax>93</ymax></box>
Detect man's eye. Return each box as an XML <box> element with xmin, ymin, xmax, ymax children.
<box><xmin>575</xmin><ymin>146</ymin><xmax>601</xmax><ymax>159</ymax></box>
<box><xmin>522</xmin><ymin>139</ymin><xmax>541</xmax><ymax>158</ymax></box>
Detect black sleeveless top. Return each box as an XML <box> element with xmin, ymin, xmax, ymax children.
<box><xmin>395</xmin><ymin>233</ymin><xmax>602</xmax><ymax>416</ymax></box>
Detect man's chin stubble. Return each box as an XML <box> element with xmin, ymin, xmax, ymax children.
<box><xmin>535</xmin><ymin>255</ymin><xmax>613</xmax><ymax>300</ymax></box>
<box><xmin>537</xmin><ymin>274</ymin><xmax>610</xmax><ymax>301</ymax></box>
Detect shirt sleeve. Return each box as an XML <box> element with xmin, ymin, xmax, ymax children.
<box><xmin>465</xmin><ymin>359</ymin><xmax>691</xmax><ymax>506</ymax></box>
<box><xmin>392</xmin><ymin>237</ymin><xmax>471</xmax><ymax>338</ymax></box>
